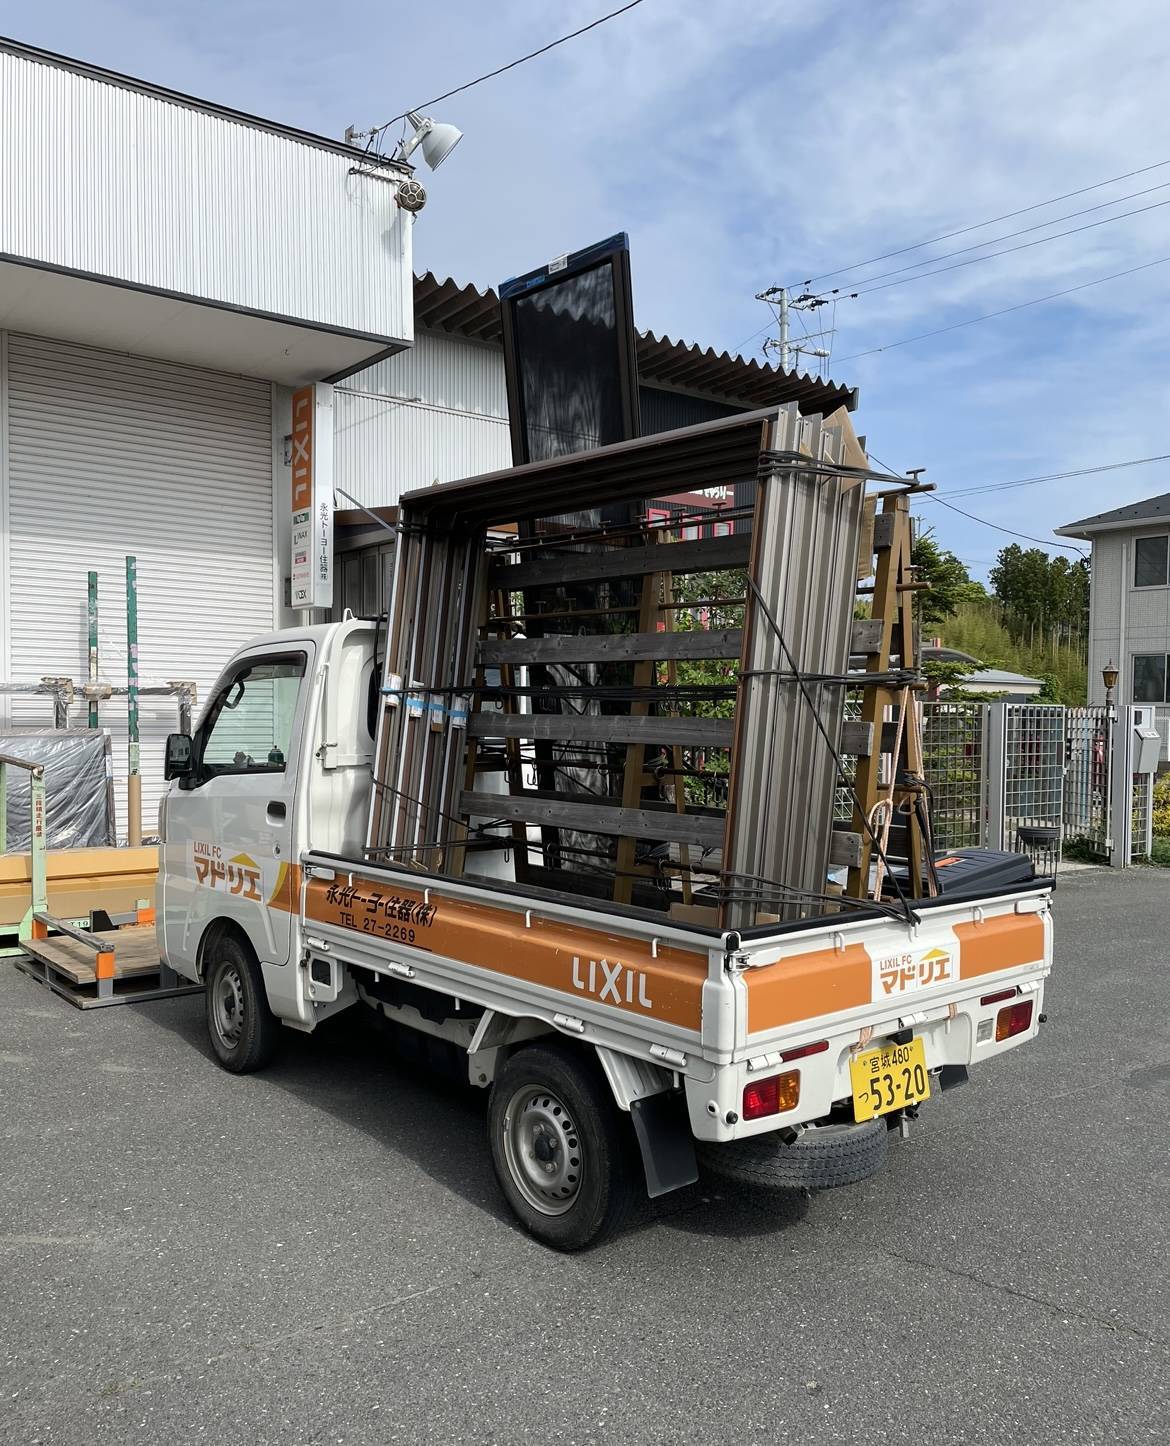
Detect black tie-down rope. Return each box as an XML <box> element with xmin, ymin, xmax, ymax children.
<box><xmin>739</xmin><ymin>571</ymin><xmax>921</xmax><ymax>928</ymax></box>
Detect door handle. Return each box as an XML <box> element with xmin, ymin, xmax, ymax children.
<box><xmin>266</xmin><ymin>801</ymin><xmax>287</xmax><ymax>823</ymax></box>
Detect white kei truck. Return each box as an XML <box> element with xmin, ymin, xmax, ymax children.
<box><xmin>158</xmin><ymin>615</ymin><xmax>1054</xmax><ymax>1251</ymax></box>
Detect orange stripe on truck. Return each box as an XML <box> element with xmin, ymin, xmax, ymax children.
<box><xmin>745</xmin><ymin>942</ymin><xmax>871</xmax><ymax>1033</ymax></box>
<box><xmin>954</xmin><ymin>913</ymin><xmax>1045</xmax><ymax>978</ymax></box>
<box><xmin>304</xmin><ymin>876</ymin><xmax>708</xmax><ymax>1032</ymax></box>
<box><xmin>267</xmin><ymin>862</ymin><xmax>302</xmax><ymax>914</ymax></box>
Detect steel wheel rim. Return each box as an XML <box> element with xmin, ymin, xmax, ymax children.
<box><xmin>501</xmin><ymin>1086</ymin><xmax>583</xmax><ymax>1216</ymax></box>
<box><xmin>212</xmin><ymin>962</ymin><xmax>245</xmax><ymax>1046</ymax></box>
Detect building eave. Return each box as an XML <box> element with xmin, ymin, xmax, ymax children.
<box><xmin>412</xmin><ymin>271</ymin><xmax>858</xmax><ymax>416</ymax></box>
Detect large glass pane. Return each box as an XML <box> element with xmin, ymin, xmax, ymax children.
<box><xmin>513</xmin><ymin>267</ymin><xmax>625</xmax><ymax>467</ymax></box>
<box><xmin>1134</xmin><ymin>535</ymin><xmax>1168</xmax><ymax>588</ymax></box>
<box><xmin>1132</xmin><ymin>653</ymin><xmax>1167</xmax><ymax>703</ymax></box>
<box><xmin>202</xmin><ymin>657</ymin><xmax>306</xmax><ymax>774</ymax></box>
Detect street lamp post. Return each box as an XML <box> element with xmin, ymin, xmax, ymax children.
<box><xmin>1102</xmin><ymin>660</ymin><xmax>1119</xmax><ymax>717</ymax></box>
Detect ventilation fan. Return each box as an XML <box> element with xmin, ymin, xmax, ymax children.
<box><xmin>396</xmin><ymin>179</ymin><xmax>427</xmax><ymax>214</ymax></box>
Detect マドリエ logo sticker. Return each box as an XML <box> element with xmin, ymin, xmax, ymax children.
<box><xmin>873</xmin><ymin>944</ymin><xmax>953</xmax><ymax>999</ymax></box>
<box><xmin>193</xmin><ymin>842</ymin><xmax>262</xmax><ymax>901</ymax></box>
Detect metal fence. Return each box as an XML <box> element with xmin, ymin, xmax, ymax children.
<box><xmin>1063</xmin><ymin>706</ymin><xmax>1111</xmax><ymax>857</ymax></box>
<box><xmin>832</xmin><ymin>694</ymin><xmax>1157</xmax><ymax>872</ymax></box>
<box><xmin>920</xmin><ymin>701</ymin><xmax>986</xmax><ymax>850</ymax></box>
<box><xmin>1131</xmin><ymin>772</ymin><xmax>1152</xmax><ymax>863</ymax></box>
<box><xmin>834</xmin><ymin>695</ymin><xmax>862</xmax><ymax>822</ymax></box>
<box><xmin>993</xmin><ymin>703</ymin><xmax>1066</xmax><ymax>847</ymax></box>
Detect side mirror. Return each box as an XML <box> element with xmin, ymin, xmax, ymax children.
<box><xmin>164</xmin><ymin>733</ymin><xmax>195</xmax><ymax>780</ymax></box>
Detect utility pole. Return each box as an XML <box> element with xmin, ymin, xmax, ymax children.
<box><xmin>755</xmin><ymin>284</ymin><xmax>836</xmax><ymax>375</ymax></box>
<box><xmin>777</xmin><ymin>286</ymin><xmax>790</xmax><ymax>371</ymax></box>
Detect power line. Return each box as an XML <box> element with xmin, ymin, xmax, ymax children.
<box><xmin>823</xmin><ymin>194</ymin><xmax>1170</xmax><ymax>304</ymax></box>
<box><xmin>368</xmin><ymin>0</ymin><xmax>647</xmax><ymax>137</ymax></box>
<box><xmin>936</xmin><ymin>452</ymin><xmax>1170</xmax><ymax>500</ymax></box>
<box><xmin>872</xmin><ymin>454</ymin><xmax>1088</xmax><ymax>558</ymax></box>
<box><xmin>808</xmin><ymin>180</ymin><xmax>1170</xmax><ymax>299</ymax></box>
<box><xmin>920</xmin><ymin>495</ymin><xmax>1089</xmax><ymax>556</ymax></box>
<box><xmin>791</xmin><ymin>157</ymin><xmax>1170</xmax><ymax>290</ymax></box>
<box><xmin>833</xmin><ymin>254</ymin><xmax>1170</xmax><ymax>362</ymax></box>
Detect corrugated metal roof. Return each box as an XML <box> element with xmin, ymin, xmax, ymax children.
<box><xmin>968</xmin><ymin>667</ymin><xmax>1042</xmax><ymax>687</ymax></box>
<box><xmin>1056</xmin><ymin>490</ymin><xmax>1170</xmax><ymax>537</ymax></box>
<box><xmin>400</xmin><ymin>406</ymin><xmax>775</xmax><ymax>531</ymax></box>
<box><xmin>412</xmin><ymin>272</ymin><xmax>857</xmax><ymax>415</ymax></box>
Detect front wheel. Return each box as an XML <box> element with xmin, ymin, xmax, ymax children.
<box><xmin>204</xmin><ymin>933</ymin><xmax>279</xmax><ymax>1074</ymax></box>
<box><xmin>488</xmin><ymin>1042</ymin><xmax>635</xmax><ymax>1251</ymax></box>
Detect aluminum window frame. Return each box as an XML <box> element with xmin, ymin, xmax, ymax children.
<box><xmin>1132</xmin><ymin>533</ymin><xmax>1170</xmax><ymax>589</ymax></box>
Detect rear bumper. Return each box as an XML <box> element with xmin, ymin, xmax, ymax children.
<box><xmin>685</xmin><ymin>976</ymin><xmax>1046</xmax><ymax>1142</ymax></box>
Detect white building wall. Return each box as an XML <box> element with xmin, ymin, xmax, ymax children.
<box><xmin>334</xmin><ymin>332</ymin><xmax>510</xmax><ymax>507</ymax></box>
<box><xmin>0</xmin><ymin>45</ymin><xmax>412</xmax><ymax>345</ymax></box>
<box><xmin>1087</xmin><ymin>533</ymin><xmax>1124</xmax><ymax>702</ymax></box>
<box><xmin>1088</xmin><ymin>529</ymin><xmax>1170</xmax><ymax>701</ymax></box>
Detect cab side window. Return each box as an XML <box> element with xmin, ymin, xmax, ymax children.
<box><xmin>200</xmin><ymin>655</ymin><xmax>307</xmax><ymax>776</ymax></box>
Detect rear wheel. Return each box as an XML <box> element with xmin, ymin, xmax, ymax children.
<box><xmin>488</xmin><ymin>1042</ymin><xmax>634</xmax><ymax>1251</ymax></box>
<box><xmin>204</xmin><ymin>932</ymin><xmax>279</xmax><ymax>1074</ymax></box>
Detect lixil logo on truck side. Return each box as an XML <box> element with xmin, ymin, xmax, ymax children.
<box><xmin>571</xmin><ymin>956</ymin><xmax>653</xmax><ymax>1009</ymax></box>
<box><xmin>874</xmin><ymin>945</ymin><xmax>953</xmax><ymax>997</ymax></box>
<box><xmin>192</xmin><ymin>842</ymin><xmax>262</xmax><ymax>900</ymax></box>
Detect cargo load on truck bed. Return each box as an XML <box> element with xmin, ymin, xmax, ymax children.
<box><xmin>367</xmin><ymin>402</ymin><xmax>942</xmax><ymax>930</ymax></box>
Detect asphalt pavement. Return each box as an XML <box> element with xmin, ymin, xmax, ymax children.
<box><xmin>2</xmin><ymin>864</ymin><xmax>1168</xmax><ymax>1445</ymax></box>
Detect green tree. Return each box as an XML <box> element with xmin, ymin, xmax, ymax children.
<box><xmin>989</xmin><ymin>544</ymin><xmax>1090</xmax><ymax>646</ymax></box>
<box><xmin>912</xmin><ymin>531</ymin><xmax>986</xmax><ymax>625</ymax></box>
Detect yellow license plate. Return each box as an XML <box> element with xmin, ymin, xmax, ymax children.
<box><xmin>851</xmin><ymin>1038</ymin><xmax>931</xmax><ymax>1122</ymax></box>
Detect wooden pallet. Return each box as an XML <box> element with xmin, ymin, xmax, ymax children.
<box><xmin>15</xmin><ymin>923</ymin><xmax>201</xmax><ymax>1009</ymax></box>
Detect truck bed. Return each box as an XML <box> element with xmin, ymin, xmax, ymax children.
<box><xmin>297</xmin><ymin>848</ymin><xmax>1052</xmax><ymax>1140</ymax></box>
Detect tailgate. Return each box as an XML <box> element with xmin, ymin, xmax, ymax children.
<box><xmin>733</xmin><ymin>886</ymin><xmax>1051</xmax><ymax>1052</ymax></box>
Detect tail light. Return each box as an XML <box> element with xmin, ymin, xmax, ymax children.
<box><xmin>742</xmin><ymin>1070</ymin><xmax>800</xmax><ymax>1120</ymax></box>
<box><xmin>780</xmin><ymin>1039</ymin><xmax>829</xmax><ymax>1063</ymax></box>
<box><xmin>996</xmin><ymin>999</ymin><xmax>1034</xmax><ymax>1042</ymax></box>
<box><xmin>981</xmin><ymin>987</ymin><xmax>1016</xmax><ymax>1007</ymax></box>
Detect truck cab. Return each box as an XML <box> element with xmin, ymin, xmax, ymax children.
<box><xmin>160</xmin><ymin>620</ymin><xmax>376</xmax><ymax>1028</ymax></box>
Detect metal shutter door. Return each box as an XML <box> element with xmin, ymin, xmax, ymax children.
<box><xmin>4</xmin><ymin>333</ymin><xmax>274</xmax><ymax>840</ymax></box>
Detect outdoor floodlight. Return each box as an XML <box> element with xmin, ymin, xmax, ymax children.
<box><xmin>397</xmin><ymin>111</ymin><xmax>463</xmax><ymax>171</ymax></box>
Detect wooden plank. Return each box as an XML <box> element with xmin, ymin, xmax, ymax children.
<box><xmin>840</xmin><ymin>720</ymin><xmax>874</xmax><ymax>756</ymax></box>
<box><xmin>488</xmin><ymin>532</ymin><xmax>751</xmax><ymax>590</ymax></box>
<box><xmin>467</xmin><ymin>712</ymin><xmax>735</xmax><ymax>748</ymax></box>
<box><xmin>478</xmin><ymin>629</ymin><xmax>742</xmax><ymax>667</ymax></box>
<box><xmin>458</xmin><ymin>790</ymin><xmax>725</xmax><ymax>849</ymax></box>
<box><xmin>829</xmin><ymin>830</ymin><xmax>863</xmax><ymax>869</ymax></box>
<box><xmin>20</xmin><ymin>926</ymin><xmax>161</xmax><ymax>984</ymax></box>
<box><xmin>497</xmin><ymin>784</ymin><xmax>725</xmax><ymax>821</ymax></box>
<box><xmin>850</xmin><ymin>618</ymin><xmax>885</xmax><ymax>655</ymax></box>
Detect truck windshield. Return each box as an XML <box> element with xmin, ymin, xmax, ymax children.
<box><xmin>201</xmin><ymin>655</ymin><xmax>306</xmax><ymax>776</ymax></box>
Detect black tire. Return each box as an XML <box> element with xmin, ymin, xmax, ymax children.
<box><xmin>203</xmin><ymin>931</ymin><xmax>280</xmax><ymax>1074</ymax></box>
<box><xmin>697</xmin><ymin>1118</ymin><xmax>888</xmax><ymax>1191</ymax></box>
<box><xmin>488</xmin><ymin>1042</ymin><xmax>635</xmax><ymax>1251</ymax></box>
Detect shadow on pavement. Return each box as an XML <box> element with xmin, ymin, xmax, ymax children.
<box><xmin>134</xmin><ymin>989</ymin><xmax>812</xmax><ymax>1248</ymax></box>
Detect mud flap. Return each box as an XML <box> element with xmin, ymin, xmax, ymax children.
<box><xmin>630</xmin><ymin>1092</ymin><xmax>699</xmax><ymax>1198</ymax></box>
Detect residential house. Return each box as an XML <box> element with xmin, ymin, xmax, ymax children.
<box><xmin>1055</xmin><ymin>491</ymin><xmax>1170</xmax><ymax>755</ymax></box>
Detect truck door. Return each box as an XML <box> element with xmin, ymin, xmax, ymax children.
<box><xmin>161</xmin><ymin>645</ymin><xmax>312</xmax><ymax>977</ymax></box>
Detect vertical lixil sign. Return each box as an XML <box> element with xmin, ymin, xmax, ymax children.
<box><xmin>290</xmin><ymin>383</ymin><xmax>334</xmax><ymax>608</ymax></box>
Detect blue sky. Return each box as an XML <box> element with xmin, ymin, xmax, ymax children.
<box><xmin>5</xmin><ymin>0</ymin><xmax>1170</xmax><ymax>579</ymax></box>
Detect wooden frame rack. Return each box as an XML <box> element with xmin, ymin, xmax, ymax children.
<box><xmin>366</xmin><ymin>405</ymin><xmax>931</xmax><ymax>928</ymax></box>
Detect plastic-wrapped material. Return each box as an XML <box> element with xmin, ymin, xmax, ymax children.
<box><xmin>0</xmin><ymin>730</ymin><xmax>116</xmax><ymax>851</ymax></box>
